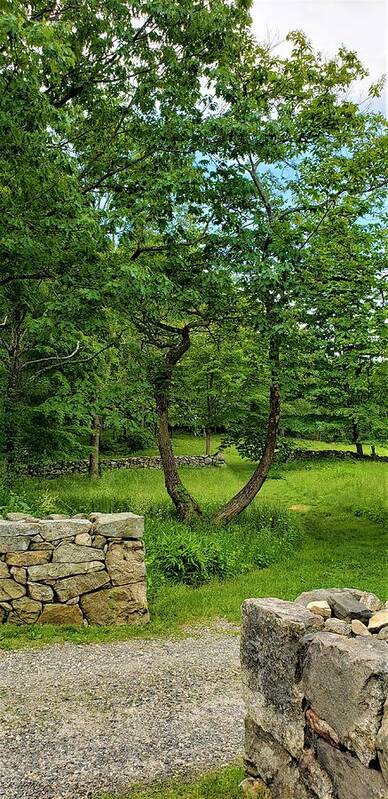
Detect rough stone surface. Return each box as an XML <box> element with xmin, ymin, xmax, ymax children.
<box><xmin>242</xmin><ymin>590</ymin><xmax>388</xmax><ymax>799</ymax></box>
<box><xmin>324</xmin><ymin>617</ymin><xmax>352</xmax><ymax>636</ymax></box>
<box><xmin>0</xmin><ymin>579</ymin><xmax>26</xmax><ymax>601</ymax></box>
<box><xmin>295</xmin><ymin>588</ymin><xmax>364</xmax><ymax>607</ymax></box>
<box><xmin>241</xmin><ymin>597</ymin><xmax>324</xmax><ymax>758</ymax></box>
<box><xmin>27</xmin><ymin>582</ymin><xmax>54</xmax><ymax>602</ymax></box>
<box><xmin>317</xmin><ymin>739</ymin><xmax>387</xmax><ymax>799</ymax></box>
<box><xmin>351</xmin><ymin>619</ymin><xmax>371</xmax><ymax>636</ymax></box>
<box><xmin>80</xmin><ymin>582</ymin><xmax>149</xmax><ymax>625</ymax></box>
<box><xmin>378</xmin><ymin>627</ymin><xmax>388</xmax><ymax>641</ymax></box>
<box><xmin>106</xmin><ymin>541</ymin><xmax>146</xmax><ymax>585</ymax></box>
<box><xmin>28</xmin><ymin>560</ymin><xmax>104</xmax><ymax>582</ymax></box>
<box><xmin>328</xmin><ymin>594</ymin><xmax>372</xmax><ymax>624</ymax></box>
<box><xmin>8</xmin><ymin>596</ymin><xmax>42</xmax><ymax>624</ymax></box>
<box><xmin>0</xmin><ymin>512</ymin><xmax>147</xmax><ymax>626</ymax></box>
<box><xmin>359</xmin><ymin>591</ymin><xmax>383</xmax><ymax>612</ymax></box>
<box><xmin>303</xmin><ymin>633</ymin><xmax>388</xmax><ymax>766</ymax></box>
<box><xmin>54</xmin><ymin>570</ymin><xmax>110</xmax><ymax>602</ymax></box>
<box><xmin>52</xmin><ymin>542</ymin><xmax>104</xmax><ymax>563</ymax></box>
<box><xmin>38</xmin><ymin>603</ymin><xmax>84</xmax><ymax>625</ymax></box>
<box><xmin>90</xmin><ymin>511</ymin><xmax>144</xmax><ymax>539</ymax></box>
<box><xmin>369</xmin><ymin>610</ymin><xmax>388</xmax><ymax>633</ymax></box>
<box><xmin>6</xmin><ymin>550</ymin><xmax>51</xmax><ymax>567</ymax></box>
<box><xmin>306</xmin><ymin>600</ymin><xmax>331</xmax><ymax>619</ymax></box>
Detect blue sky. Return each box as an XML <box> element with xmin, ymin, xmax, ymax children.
<box><xmin>251</xmin><ymin>0</ymin><xmax>387</xmax><ymax>113</ymax></box>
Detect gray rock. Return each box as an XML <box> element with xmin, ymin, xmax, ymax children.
<box><xmin>0</xmin><ymin>536</ymin><xmax>30</xmax><ymax>553</ymax></box>
<box><xmin>92</xmin><ymin>534</ymin><xmax>107</xmax><ymax>549</ymax></box>
<box><xmin>52</xmin><ymin>542</ymin><xmax>104</xmax><ymax>563</ymax></box>
<box><xmin>245</xmin><ymin>718</ymin><xmax>309</xmax><ymax>799</ymax></box>
<box><xmin>376</xmin><ymin>700</ymin><xmax>388</xmax><ymax>782</ymax></box>
<box><xmin>106</xmin><ymin>541</ymin><xmax>146</xmax><ymax>585</ymax></box>
<box><xmin>53</xmin><ymin>570</ymin><xmax>110</xmax><ymax>602</ymax></box>
<box><xmin>377</xmin><ymin>627</ymin><xmax>388</xmax><ymax>641</ymax></box>
<box><xmin>299</xmin><ymin>749</ymin><xmax>334</xmax><ymax>799</ymax></box>
<box><xmin>324</xmin><ymin>618</ymin><xmax>351</xmax><ymax>636</ymax></box>
<box><xmin>328</xmin><ymin>594</ymin><xmax>372</xmax><ymax>624</ymax></box>
<box><xmin>241</xmin><ymin>597</ymin><xmax>324</xmax><ymax>759</ymax></box>
<box><xmin>90</xmin><ymin>512</ymin><xmax>144</xmax><ymax>539</ymax></box>
<box><xmin>0</xmin><ymin>579</ymin><xmax>26</xmax><ymax>601</ymax></box>
<box><xmin>27</xmin><ymin>582</ymin><xmax>54</xmax><ymax>602</ymax></box>
<box><xmin>303</xmin><ymin>632</ymin><xmax>388</xmax><ymax>766</ymax></box>
<box><xmin>74</xmin><ymin>532</ymin><xmax>92</xmax><ymax>546</ymax></box>
<box><xmin>8</xmin><ymin>596</ymin><xmax>42</xmax><ymax>624</ymax></box>
<box><xmin>317</xmin><ymin>739</ymin><xmax>387</xmax><ymax>799</ymax></box>
<box><xmin>358</xmin><ymin>591</ymin><xmax>382</xmax><ymax>612</ymax></box>
<box><xmin>295</xmin><ymin>588</ymin><xmax>364</xmax><ymax>607</ymax></box>
<box><xmin>28</xmin><ymin>560</ymin><xmax>104</xmax><ymax>582</ymax></box>
<box><xmin>37</xmin><ymin>518</ymin><xmax>92</xmax><ymax>542</ymax></box>
<box><xmin>80</xmin><ymin>582</ymin><xmax>148</xmax><ymax>625</ymax></box>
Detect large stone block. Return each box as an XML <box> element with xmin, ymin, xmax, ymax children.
<box><xmin>377</xmin><ymin>700</ymin><xmax>388</xmax><ymax>782</ymax></box>
<box><xmin>37</xmin><ymin>518</ymin><xmax>92</xmax><ymax>542</ymax></box>
<box><xmin>8</xmin><ymin>596</ymin><xmax>42</xmax><ymax>624</ymax></box>
<box><xmin>0</xmin><ymin>579</ymin><xmax>26</xmax><ymax>601</ymax></box>
<box><xmin>27</xmin><ymin>582</ymin><xmax>54</xmax><ymax>602</ymax></box>
<box><xmin>0</xmin><ymin>536</ymin><xmax>31</xmax><ymax>553</ymax></box>
<box><xmin>80</xmin><ymin>582</ymin><xmax>148</xmax><ymax>625</ymax></box>
<box><xmin>38</xmin><ymin>603</ymin><xmax>84</xmax><ymax>625</ymax></box>
<box><xmin>52</xmin><ymin>542</ymin><xmax>104</xmax><ymax>563</ymax></box>
<box><xmin>90</xmin><ymin>512</ymin><xmax>144</xmax><ymax>539</ymax></box>
<box><xmin>6</xmin><ymin>550</ymin><xmax>51</xmax><ymax>567</ymax></box>
<box><xmin>245</xmin><ymin>718</ymin><xmax>309</xmax><ymax>799</ymax></box>
<box><xmin>0</xmin><ymin>561</ymin><xmax>10</xmax><ymax>578</ymax></box>
<box><xmin>303</xmin><ymin>633</ymin><xmax>388</xmax><ymax>766</ymax></box>
<box><xmin>53</xmin><ymin>570</ymin><xmax>110</xmax><ymax>602</ymax></box>
<box><xmin>241</xmin><ymin>598</ymin><xmax>324</xmax><ymax>758</ymax></box>
<box><xmin>106</xmin><ymin>541</ymin><xmax>146</xmax><ymax>585</ymax></box>
<box><xmin>28</xmin><ymin>560</ymin><xmax>104</xmax><ymax>582</ymax></box>
<box><xmin>316</xmin><ymin>739</ymin><xmax>387</xmax><ymax>799</ymax></box>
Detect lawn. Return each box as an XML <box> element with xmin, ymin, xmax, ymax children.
<box><xmin>0</xmin><ymin>440</ymin><xmax>386</xmax><ymax>650</ymax></box>
<box><xmin>95</xmin><ymin>765</ymin><xmax>251</xmax><ymax>799</ymax></box>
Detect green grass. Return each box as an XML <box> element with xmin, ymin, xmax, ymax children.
<box><xmin>292</xmin><ymin>438</ymin><xmax>388</xmax><ymax>456</ymax></box>
<box><xmin>95</xmin><ymin>764</ymin><xmax>250</xmax><ymax>799</ymax></box>
<box><xmin>0</xmin><ymin>441</ymin><xmax>386</xmax><ymax>650</ymax></box>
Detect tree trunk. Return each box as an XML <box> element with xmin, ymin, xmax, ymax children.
<box><xmin>155</xmin><ymin>391</ymin><xmax>202</xmax><ymax>521</ymax></box>
<box><xmin>371</xmin><ymin>444</ymin><xmax>376</xmax><ymax>459</ymax></box>
<box><xmin>153</xmin><ymin>325</ymin><xmax>202</xmax><ymax>521</ymax></box>
<box><xmin>205</xmin><ymin>428</ymin><xmax>211</xmax><ymax>456</ymax></box>
<box><xmin>351</xmin><ymin>419</ymin><xmax>364</xmax><ymax>459</ymax></box>
<box><xmin>88</xmin><ymin>414</ymin><xmax>101</xmax><ymax>479</ymax></box>
<box><xmin>213</xmin><ymin>381</ymin><xmax>280</xmax><ymax>524</ymax></box>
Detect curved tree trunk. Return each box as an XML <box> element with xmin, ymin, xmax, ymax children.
<box><xmin>153</xmin><ymin>325</ymin><xmax>202</xmax><ymax>521</ymax></box>
<box><xmin>352</xmin><ymin>419</ymin><xmax>364</xmax><ymax>459</ymax></box>
<box><xmin>212</xmin><ymin>381</ymin><xmax>280</xmax><ymax>524</ymax></box>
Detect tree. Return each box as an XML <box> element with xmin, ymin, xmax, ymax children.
<box><xmin>198</xmin><ymin>32</ymin><xmax>387</xmax><ymax>522</ymax></box>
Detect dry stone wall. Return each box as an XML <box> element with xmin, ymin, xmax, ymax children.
<box><xmin>20</xmin><ymin>453</ymin><xmax>226</xmax><ymax>478</ymax></box>
<box><xmin>0</xmin><ymin>512</ymin><xmax>149</xmax><ymax>626</ymax></box>
<box><xmin>241</xmin><ymin>588</ymin><xmax>388</xmax><ymax>799</ymax></box>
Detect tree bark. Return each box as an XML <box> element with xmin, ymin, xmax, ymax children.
<box><xmin>351</xmin><ymin>419</ymin><xmax>364</xmax><ymax>458</ymax></box>
<box><xmin>153</xmin><ymin>326</ymin><xmax>202</xmax><ymax>521</ymax></box>
<box><xmin>213</xmin><ymin>380</ymin><xmax>280</xmax><ymax>524</ymax></box>
<box><xmin>88</xmin><ymin>414</ymin><xmax>102</xmax><ymax>479</ymax></box>
<box><xmin>204</xmin><ymin>428</ymin><xmax>212</xmax><ymax>456</ymax></box>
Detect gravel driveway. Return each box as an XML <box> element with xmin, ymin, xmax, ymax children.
<box><xmin>0</xmin><ymin>632</ymin><xmax>243</xmax><ymax>799</ymax></box>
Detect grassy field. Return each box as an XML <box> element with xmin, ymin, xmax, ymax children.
<box><xmin>0</xmin><ymin>438</ymin><xmax>386</xmax><ymax>650</ymax></box>
<box><xmin>95</xmin><ymin>765</ymin><xmax>251</xmax><ymax>799</ymax></box>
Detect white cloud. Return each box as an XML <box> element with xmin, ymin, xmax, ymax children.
<box><xmin>251</xmin><ymin>0</ymin><xmax>387</xmax><ymax>112</ymax></box>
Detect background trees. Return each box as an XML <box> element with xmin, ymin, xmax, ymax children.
<box><xmin>0</xmin><ymin>5</ymin><xmax>386</xmax><ymax>520</ymax></box>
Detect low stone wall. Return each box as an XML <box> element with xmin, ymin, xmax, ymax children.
<box><xmin>241</xmin><ymin>587</ymin><xmax>388</xmax><ymax>799</ymax></box>
<box><xmin>289</xmin><ymin>449</ymin><xmax>388</xmax><ymax>462</ymax></box>
<box><xmin>20</xmin><ymin>453</ymin><xmax>226</xmax><ymax>478</ymax></box>
<box><xmin>0</xmin><ymin>512</ymin><xmax>149</xmax><ymax>626</ymax></box>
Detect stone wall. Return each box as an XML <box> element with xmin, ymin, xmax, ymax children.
<box><xmin>241</xmin><ymin>588</ymin><xmax>388</xmax><ymax>799</ymax></box>
<box><xmin>0</xmin><ymin>512</ymin><xmax>149</xmax><ymax>626</ymax></box>
<box><xmin>20</xmin><ymin>453</ymin><xmax>226</xmax><ymax>478</ymax></box>
<box><xmin>289</xmin><ymin>449</ymin><xmax>388</xmax><ymax>463</ymax></box>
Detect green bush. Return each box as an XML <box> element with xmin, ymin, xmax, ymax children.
<box><xmin>146</xmin><ymin>504</ymin><xmax>301</xmax><ymax>587</ymax></box>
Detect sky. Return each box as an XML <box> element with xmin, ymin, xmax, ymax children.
<box><xmin>251</xmin><ymin>0</ymin><xmax>387</xmax><ymax>112</ymax></box>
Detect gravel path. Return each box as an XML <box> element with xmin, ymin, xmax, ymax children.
<box><xmin>0</xmin><ymin>633</ymin><xmax>243</xmax><ymax>799</ymax></box>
